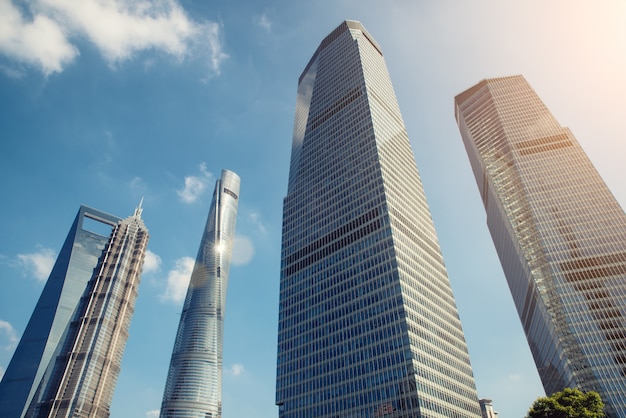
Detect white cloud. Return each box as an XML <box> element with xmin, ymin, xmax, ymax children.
<box><xmin>177</xmin><ymin>162</ymin><xmax>213</xmax><ymax>204</ymax></box>
<box><xmin>0</xmin><ymin>63</ymin><xmax>25</xmax><ymax>78</ymax></box>
<box><xmin>255</xmin><ymin>12</ymin><xmax>272</xmax><ymax>33</ymax></box>
<box><xmin>195</xmin><ymin>20</ymin><xmax>228</xmax><ymax>77</ymax></box>
<box><xmin>248</xmin><ymin>211</ymin><xmax>267</xmax><ymax>234</ymax></box>
<box><xmin>0</xmin><ymin>319</ymin><xmax>18</xmax><ymax>351</ymax></box>
<box><xmin>17</xmin><ymin>247</ymin><xmax>56</xmax><ymax>282</ymax></box>
<box><xmin>178</xmin><ymin>176</ymin><xmax>206</xmax><ymax>203</ymax></box>
<box><xmin>142</xmin><ymin>249</ymin><xmax>162</xmax><ymax>274</ymax></box>
<box><xmin>145</xmin><ymin>409</ymin><xmax>159</xmax><ymax>418</ymax></box>
<box><xmin>225</xmin><ymin>363</ymin><xmax>245</xmax><ymax>376</ymax></box>
<box><xmin>160</xmin><ymin>256</ymin><xmax>194</xmax><ymax>304</ymax></box>
<box><xmin>231</xmin><ymin>235</ymin><xmax>254</xmax><ymax>266</ymax></box>
<box><xmin>129</xmin><ymin>176</ymin><xmax>146</xmax><ymax>194</ymax></box>
<box><xmin>0</xmin><ymin>0</ymin><xmax>79</xmax><ymax>75</ymax></box>
<box><xmin>508</xmin><ymin>374</ymin><xmax>522</xmax><ymax>382</ymax></box>
<box><xmin>0</xmin><ymin>0</ymin><xmax>227</xmax><ymax>75</ymax></box>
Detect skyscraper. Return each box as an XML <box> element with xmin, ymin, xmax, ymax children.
<box><xmin>276</xmin><ymin>20</ymin><xmax>481</xmax><ymax>418</ymax></box>
<box><xmin>160</xmin><ymin>169</ymin><xmax>240</xmax><ymax>418</ymax></box>
<box><xmin>455</xmin><ymin>75</ymin><xmax>626</xmax><ymax>417</ymax></box>
<box><xmin>0</xmin><ymin>204</ymin><xmax>149</xmax><ymax>418</ymax></box>
<box><xmin>478</xmin><ymin>399</ymin><xmax>497</xmax><ymax>418</ymax></box>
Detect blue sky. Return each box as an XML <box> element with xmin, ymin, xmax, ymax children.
<box><xmin>1</xmin><ymin>1</ymin><xmax>625</xmax><ymax>417</ymax></box>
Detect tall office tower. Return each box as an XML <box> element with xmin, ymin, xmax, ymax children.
<box><xmin>160</xmin><ymin>169</ymin><xmax>240</xmax><ymax>418</ymax></box>
<box><xmin>0</xmin><ymin>204</ymin><xmax>149</xmax><ymax>418</ymax></box>
<box><xmin>276</xmin><ymin>20</ymin><xmax>481</xmax><ymax>418</ymax></box>
<box><xmin>455</xmin><ymin>75</ymin><xmax>626</xmax><ymax>417</ymax></box>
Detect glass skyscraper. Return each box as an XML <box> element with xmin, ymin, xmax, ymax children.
<box><xmin>276</xmin><ymin>20</ymin><xmax>481</xmax><ymax>418</ymax></box>
<box><xmin>0</xmin><ymin>204</ymin><xmax>149</xmax><ymax>418</ymax></box>
<box><xmin>160</xmin><ymin>169</ymin><xmax>240</xmax><ymax>418</ymax></box>
<box><xmin>455</xmin><ymin>75</ymin><xmax>626</xmax><ymax>417</ymax></box>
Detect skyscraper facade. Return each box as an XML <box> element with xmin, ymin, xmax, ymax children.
<box><xmin>0</xmin><ymin>204</ymin><xmax>149</xmax><ymax>418</ymax></box>
<box><xmin>478</xmin><ymin>399</ymin><xmax>497</xmax><ymax>418</ymax></box>
<box><xmin>455</xmin><ymin>75</ymin><xmax>626</xmax><ymax>417</ymax></box>
<box><xmin>160</xmin><ymin>169</ymin><xmax>240</xmax><ymax>418</ymax></box>
<box><xmin>276</xmin><ymin>20</ymin><xmax>481</xmax><ymax>418</ymax></box>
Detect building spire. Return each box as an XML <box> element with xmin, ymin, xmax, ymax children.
<box><xmin>133</xmin><ymin>197</ymin><xmax>144</xmax><ymax>218</ymax></box>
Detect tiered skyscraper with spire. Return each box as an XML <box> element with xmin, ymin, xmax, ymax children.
<box><xmin>0</xmin><ymin>204</ymin><xmax>149</xmax><ymax>418</ymax></box>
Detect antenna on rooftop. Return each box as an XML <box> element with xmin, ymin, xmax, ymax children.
<box><xmin>133</xmin><ymin>197</ymin><xmax>144</xmax><ymax>218</ymax></box>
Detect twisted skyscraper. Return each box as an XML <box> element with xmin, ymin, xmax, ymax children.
<box><xmin>455</xmin><ymin>75</ymin><xmax>626</xmax><ymax>417</ymax></box>
<box><xmin>276</xmin><ymin>20</ymin><xmax>481</xmax><ymax>418</ymax></box>
<box><xmin>160</xmin><ymin>169</ymin><xmax>240</xmax><ymax>418</ymax></box>
<box><xmin>0</xmin><ymin>204</ymin><xmax>149</xmax><ymax>418</ymax></box>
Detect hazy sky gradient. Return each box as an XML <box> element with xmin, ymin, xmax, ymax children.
<box><xmin>1</xmin><ymin>1</ymin><xmax>625</xmax><ymax>417</ymax></box>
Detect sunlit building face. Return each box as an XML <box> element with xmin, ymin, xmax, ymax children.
<box><xmin>276</xmin><ymin>20</ymin><xmax>481</xmax><ymax>418</ymax></box>
<box><xmin>455</xmin><ymin>75</ymin><xmax>626</xmax><ymax>418</ymax></box>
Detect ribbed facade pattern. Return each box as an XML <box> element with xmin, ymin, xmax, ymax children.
<box><xmin>455</xmin><ymin>75</ymin><xmax>626</xmax><ymax>418</ymax></box>
<box><xmin>27</xmin><ymin>207</ymin><xmax>149</xmax><ymax>417</ymax></box>
<box><xmin>0</xmin><ymin>205</ymin><xmax>149</xmax><ymax>418</ymax></box>
<box><xmin>160</xmin><ymin>170</ymin><xmax>240</xmax><ymax>418</ymax></box>
<box><xmin>276</xmin><ymin>21</ymin><xmax>481</xmax><ymax>418</ymax></box>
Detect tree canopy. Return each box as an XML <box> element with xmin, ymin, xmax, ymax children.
<box><xmin>526</xmin><ymin>388</ymin><xmax>604</xmax><ymax>418</ymax></box>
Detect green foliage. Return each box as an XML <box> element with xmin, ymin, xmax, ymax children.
<box><xmin>526</xmin><ymin>388</ymin><xmax>604</xmax><ymax>418</ymax></box>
